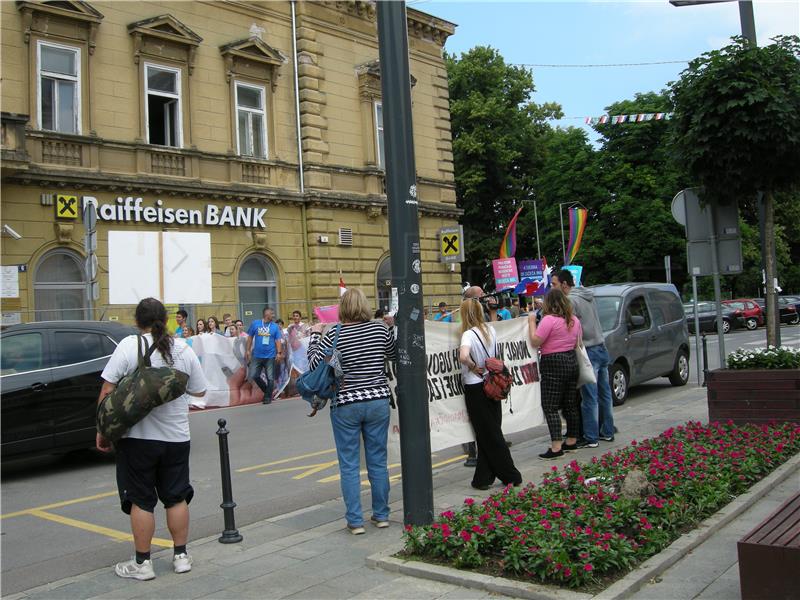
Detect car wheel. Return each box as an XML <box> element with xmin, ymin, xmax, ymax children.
<box><xmin>668</xmin><ymin>349</ymin><xmax>690</xmax><ymax>387</ymax></box>
<box><xmin>610</xmin><ymin>363</ymin><xmax>628</xmax><ymax>406</ymax></box>
<box><xmin>790</xmin><ymin>314</ymin><xmax>800</xmax><ymax>325</ymax></box>
<box><xmin>745</xmin><ymin>317</ymin><xmax>758</xmax><ymax>331</ymax></box>
<box><xmin>722</xmin><ymin>319</ymin><xmax>731</xmax><ymax>334</ymax></box>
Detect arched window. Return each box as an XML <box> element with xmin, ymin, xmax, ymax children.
<box><xmin>238</xmin><ymin>254</ymin><xmax>279</xmax><ymax>320</ymax></box>
<box><xmin>376</xmin><ymin>256</ymin><xmax>392</xmax><ymax>313</ymax></box>
<box><xmin>34</xmin><ymin>249</ymin><xmax>87</xmax><ymax>321</ymax></box>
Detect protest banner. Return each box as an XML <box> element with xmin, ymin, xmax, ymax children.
<box><xmin>388</xmin><ymin>318</ymin><xmax>542</xmax><ymax>455</ymax></box>
<box><xmin>492</xmin><ymin>258</ymin><xmax>520</xmax><ymax>290</ymax></box>
<box><xmin>314</xmin><ymin>305</ymin><xmax>339</xmax><ymax>323</ymax></box>
<box><xmin>565</xmin><ymin>264</ymin><xmax>583</xmax><ymax>286</ymax></box>
<box><xmin>189</xmin><ymin>318</ymin><xmax>544</xmax><ymax>455</ymax></box>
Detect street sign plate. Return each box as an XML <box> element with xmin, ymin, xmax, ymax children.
<box><xmin>438</xmin><ymin>226</ymin><xmax>464</xmax><ymax>263</ymax></box>
<box><xmin>83</xmin><ymin>202</ymin><xmax>97</xmax><ymax>230</ymax></box>
<box><xmin>85</xmin><ymin>255</ymin><xmax>98</xmax><ymax>280</ymax></box>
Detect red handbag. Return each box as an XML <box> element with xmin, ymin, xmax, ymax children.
<box><xmin>472</xmin><ymin>330</ymin><xmax>513</xmax><ymax>401</ymax></box>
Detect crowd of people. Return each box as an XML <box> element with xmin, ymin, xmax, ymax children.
<box><xmin>96</xmin><ymin>273</ymin><xmax>614</xmax><ymax>581</ymax></box>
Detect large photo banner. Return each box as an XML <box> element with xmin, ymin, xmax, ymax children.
<box><xmin>388</xmin><ymin>318</ymin><xmax>543</xmax><ymax>455</ymax></box>
<box><xmin>186</xmin><ymin>322</ymin><xmax>312</xmax><ymax>408</ymax></box>
<box><xmin>188</xmin><ymin>318</ymin><xmax>544</xmax><ymax>454</ymax></box>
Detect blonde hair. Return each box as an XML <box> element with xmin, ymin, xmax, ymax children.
<box><xmin>339</xmin><ymin>288</ymin><xmax>373</xmax><ymax>323</ymax></box>
<box><xmin>542</xmin><ymin>289</ymin><xmax>575</xmax><ymax>328</ymax></box>
<box><xmin>460</xmin><ymin>298</ymin><xmax>490</xmax><ymax>343</ymax></box>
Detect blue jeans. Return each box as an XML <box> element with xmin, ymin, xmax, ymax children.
<box><xmin>330</xmin><ymin>399</ymin><xmax>390</xmax><ymax>527</ymax></box>
<box><xmin>580</xmin><ymin>344</ymin><xmax>615</xmax><ymax>443</ymax></box>
<box><xmin>248</xmin><ymin>357</ymin><xmax>275</xmax><ymax>402</ymax></box>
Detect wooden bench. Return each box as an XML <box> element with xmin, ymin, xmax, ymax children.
<box><xmin>738</xmin><ymin>490</ymin><xmax>800</xmax><ymax>600</ymax></box>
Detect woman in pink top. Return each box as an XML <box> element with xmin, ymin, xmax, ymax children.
<box><xmin>528</xmin><ymin>289</ymin><xmax>583</xmax><ymax>460</ymax></box>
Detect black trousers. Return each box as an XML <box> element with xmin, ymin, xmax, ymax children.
<box><xmin>540</xmin><ymin>350</ymin><xmax>580</xmax><ymax>442</ymax></box>
<box><xmin>464</xmin><ymin>383</ymin><xmax>522</xmax><ymax>487</ymax></box>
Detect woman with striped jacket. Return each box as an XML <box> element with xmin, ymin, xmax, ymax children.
<box><xmin>308</xmin><ymin>288</ymin><xmax>396</xmax><ymax>535</ymax></box>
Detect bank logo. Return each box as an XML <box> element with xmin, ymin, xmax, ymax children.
<box><xmin>56</xmin><ymin>195</ymin><xmax>78</xmax><ymax>219</ymax></box>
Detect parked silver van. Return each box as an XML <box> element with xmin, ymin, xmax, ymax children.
<box><xmin>591</xmin><ymin>283</ymin><xmax>690</xmax><ymax>404</ymax></box>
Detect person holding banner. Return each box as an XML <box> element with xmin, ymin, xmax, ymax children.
<box><xmin>458</xmin><ymin>298</ymin><xmax>522</xmax><ymax>490</ymax></box>
<box><xmin>308</xmin><ymin>288</ymin><xmax>396</xmax><ymax>535</ymax></box>
<box><xmin>529</xmin><ymin>289</ymin><xmax>583</xmax><ymax>460</ymax></box>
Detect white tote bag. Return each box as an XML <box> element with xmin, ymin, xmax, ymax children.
<box><xmin>576</xmin><ymin>345</ymin><xmax>597</xmax><ymax>388</ymax></box>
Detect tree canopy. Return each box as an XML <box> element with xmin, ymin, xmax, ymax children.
<box><xmin>445</xmin><ymin>46</ymin><xmax>561</xmax><ymax>285</ymax></box>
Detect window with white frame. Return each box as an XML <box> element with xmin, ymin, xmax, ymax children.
<box><xmin>145</xmin><ymin>64</ymin><xmax>182</xmax><ymax>147</ymax></box>
<box><xmin>38</xmin><ymin>41</ymin><xmax>80</xmax><ymax>134</ymax></box>
<box><xmin>235</xmin><ymin>82</ymin><xmax>267</xmax><ymax>158</ymax></box>
<box><xmin>375</xmin><ymin>101</ymin><xmax>385</xmax><ymax>169</ymax></box>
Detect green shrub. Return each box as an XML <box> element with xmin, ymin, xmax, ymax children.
<box><xmin>727</xmin><ymin>346</ymin><xmax>800</xmax><ymax>369</ymax></box>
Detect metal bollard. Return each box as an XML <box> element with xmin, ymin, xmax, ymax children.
<box><xmin>216</xmin><ymin>419</ymin><xmax>243</xmax><ymax>544</ymax></box>
<box><xmin>701</xmin><ymin>333</ymin><xmax>709</xmax><ymax>387</ymax></box>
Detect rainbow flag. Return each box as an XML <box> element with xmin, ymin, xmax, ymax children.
<box><xmin>498</xmin><ymin>206</ymin><xmax>523</xmax><ymax>259</ymax></box>
<box><xmin>565</xmin><ymin>207</ymin><xmax>588</xmax><ymax>265</ymax></box>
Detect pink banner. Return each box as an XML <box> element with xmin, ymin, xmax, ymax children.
<box><xmin>492</xmin><ymin>258</ymin><xmax>520</xmax><ymax>290</ymax></box>
<box><xmin>314</xmin><ymin>305</ymin><xmax>339</xmax><ymax>323</ymax></box>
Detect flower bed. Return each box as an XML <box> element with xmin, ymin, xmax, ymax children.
<box><xmin>403</xmin><ymin>421</ymin><xmax>800</xmax><ymax>589</ymax></box>
<box><xmin>727</xmin><ymin>346</ymin><xmax>800</xmax><ymax>369</ymax></box>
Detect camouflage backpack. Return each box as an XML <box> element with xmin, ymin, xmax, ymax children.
<box><xmin>96</xmin><ymin>335</ymin><xmax>189</xmax><ymax>443</ymax></box>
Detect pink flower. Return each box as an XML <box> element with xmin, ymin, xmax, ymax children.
<box><xmin>584</xmin><ymin>563</ymin><xmax>594</xmax><ymax>572</ymax></box>
<box><xmin>440</xmin><ymin>510</ymin><xmax>454</xmax><ymax>519</ymax></box>
<box><xmin>460</xmin><ymin>530</ymin><xmax>472</xmax><ymax>542</ymax></box>
<box><xmin>563</xmin><ymin>567</ymin><xmax>572</xmax><ymax>578</ymax></box>
<box><xmin>404</xmin><ymin>524</ymin><xmax>413</xmax><ymax>532</ymax></box>
<box><xmin>464</xmin><ymin>497</ymin><xmax>475</xmax><ymax>506</ymax></box>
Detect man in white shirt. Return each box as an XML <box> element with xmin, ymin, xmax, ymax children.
<box><xmin>97</xmin><ymin>298</ymin><xmax>208</xmax><ymax>582</ymax></box>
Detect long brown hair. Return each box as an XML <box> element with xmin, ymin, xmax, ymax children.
<box><xmin>542</xmin><ymin>289</ymin><xmax>575</xmax><ymax>328</ymax></box>
<box><xmin>135</xmin><ymin>298</ymin><xmax>174</xmax><ymax>364</ymax></box>
<box><xmin>460</xmin><ymin>298</ymin><xmax>490</xmax><ymax>343</ymax></box>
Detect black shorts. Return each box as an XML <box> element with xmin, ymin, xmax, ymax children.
<box><xmin>115</xmin><ymin>438</ymin><xmax>193</xmax><ymax>514</ymax></box>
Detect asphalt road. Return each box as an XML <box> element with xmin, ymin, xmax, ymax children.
<box><xmin>1</xmin><ymin>323</ymin><xmax>797</xmax><ymax>595</ymax></box>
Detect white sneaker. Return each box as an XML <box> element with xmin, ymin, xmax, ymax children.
<box><xmin>173</xmin><ymin>552</ymin><xmax>193</xmax><ymax>574</ymax></box>
<box><xmin>347</xmin><ymin>524</ymin><xmax>366</xmax><ymax>535</ymax></box>
<box><xmin>370</xmin><ymin>516</ymin><xmax>390</xmax><ymax>529</ymax></box>
<box><xmin>115</xmin><ymin>558</ymin><xmax>155</xmax><ymax>581</ymax></box>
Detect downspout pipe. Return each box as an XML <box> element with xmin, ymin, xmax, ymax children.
<box><xmin>291</xmin><ymin>0</ymin><xmax>313</xmax><ymax>318</ymax></box>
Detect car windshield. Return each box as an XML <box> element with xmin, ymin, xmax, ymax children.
<box><xmin>595</xmin><ymin>296</ymin><xmax>622</xmax><ymax>332</ymax></box>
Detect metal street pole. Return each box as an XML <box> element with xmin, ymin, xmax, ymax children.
<box><xmin>737</xmin><ymin>1</ymin><xmax>757</xmax><ymax>45</ymax></box>
<box><xmin>691</xmin><ymin>275</ymin><xmax>702</xmax><ymax>385</ymax></box>
<box><xmin>558</xmin><ymin>203</ymin><xmax>567</xmax><ymax>265</ymax></box>
<box><xmin>706</xmin><ymin>202</ymin><xmax>726</xmax><ymax>367</ymax></box>
<box><xmin>377</xmin><ymin>0</ymin><xmax>433</xmax><ymax>526</ymax></box>
<box><xmin>534</xmin><ymin>200</ymin><xmax>542</xmax><ymax>259</ymax></box>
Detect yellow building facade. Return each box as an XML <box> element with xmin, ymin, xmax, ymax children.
<box><xmin>0</xmin><ymin>0</ymin><xmax>462</xmax><ymax>325</ymax></box>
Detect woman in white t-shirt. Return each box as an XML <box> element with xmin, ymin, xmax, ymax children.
<box><xmin>458</xmin><ymin>298</ymin><xmax>522</xmax><ymax>491</ymax></box>
<box><xmin>96</xmin><ymin>298</ymin><xmax>208</xmax><ymax>582</ymax></box>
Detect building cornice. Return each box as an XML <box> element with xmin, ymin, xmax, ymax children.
<box><xmin>3</xmin><ymin>167</ymin><xmax>462</xmax><ymax>218</ymax></box>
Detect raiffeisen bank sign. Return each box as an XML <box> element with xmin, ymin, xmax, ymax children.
<box><xmin>81</xmin><ymin>196</ymin><xmax>268</xmax><ymax>229</ymax></box>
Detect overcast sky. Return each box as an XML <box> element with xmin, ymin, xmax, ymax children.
<box><xmin>416</xmin><ymin>0</ymin><xmax>800</xmax><ymax>140</ymax></box>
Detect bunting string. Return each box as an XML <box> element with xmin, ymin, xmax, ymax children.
<box><xmin>584</xmin><ymin>112</ymin><xmax>673</xmax><ymax>125</ymax></box>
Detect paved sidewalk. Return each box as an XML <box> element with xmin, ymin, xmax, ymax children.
<box><xmin>8</xmin><ymin>384</ymin><xmax>798</xmax><ymax>599</ymax></box>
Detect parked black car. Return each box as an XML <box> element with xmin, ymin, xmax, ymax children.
<box><xmin>753</xmin><ymin>297</ymin><xmax>800</xmax><ymax>325</ymax></box>
<box><xmin>683</xmin><ymin>302</ymin><xmax>746</xmax><ymax>334</ymax></box>
<box><xmin>1</xmin><ymin>320</ymin><xmax>136</xmax><ymax>459</ymax></box>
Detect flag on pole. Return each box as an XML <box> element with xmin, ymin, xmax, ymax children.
<box><xmin>339</xmin><ymin>276</ymin><xmax>347</xmax><ymax>297</ymax></box>
<box><xmin>498</xmin><ymin>206</ymin><xmax>524</xmax><ymax>259</ymax></box>
<box><xmin>565</xmin><ymin>207</ymin><xmax>588</xmax><ymax>265</ymax></box>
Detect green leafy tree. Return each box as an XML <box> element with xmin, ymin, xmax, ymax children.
<box><xmin>446</xmin><ymin>46</ymin><xmax>561</xmax><ymax>286</ymax></box>
<box><xmin>520</xmin><ymin>127</ymin><xmax>603</xmax><ymax>271</ymax></box>
<box><xmin>670</xmin><ymin>36</ymin><xmax>800</xmax><ymax>345</ymax></box>
<box><xmin>584</xmin><ymin>92</ymin><xmax>688</xmax><ymax>286</ymax></box>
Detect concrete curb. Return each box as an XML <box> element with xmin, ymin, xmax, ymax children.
<box><xmin>366</xmin><ymin>545</ymin><xmax>591</xmax><ymax>600</ymax></box>
<box><xmin>367</xmin><ymin>452</ymin><xmax>800</xmax><ymax>600</ymax></box>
